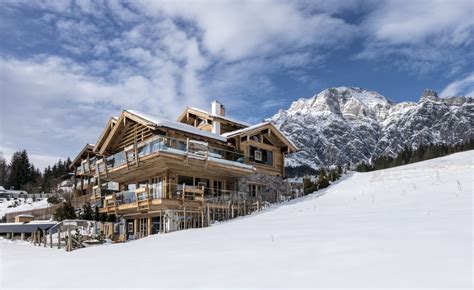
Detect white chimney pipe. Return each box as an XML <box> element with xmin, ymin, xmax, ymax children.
<box><xmin>211</xmin><ymin>100</ymin><xmax>222</xmax><ymax>134</ymax></box>
<box><xmin>211</xmin><ymin>100</ymin><xmax>222</xmax><ymax>116</ymax></box>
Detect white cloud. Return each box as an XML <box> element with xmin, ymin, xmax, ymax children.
<box><xmin>133</xmin><ymin>0</ymin><xmax>357</xmax><ymax>61</ymax></box>
<box><xmin>364</xmin><ymin>0</ymin><xmax>474</xmax><ymax>45</ymax></box>
<box><xmin>356</xmin><ymin>0</ymin><xmax>474</xmax><ymax>74</ymax></box>
<box><xmin>0</xmin><ymin>55</ymin><xmax>197</xmax><ymax>164</ymax></box>
<box><xmin>2</xmin><ymin>0</ymin><xmax>472</xmax><ymax>170</ymax></box>
<box><xmin>440</xmin><ymin>73</ymin><xmax>474</xmax><ymax>97</ymax></box>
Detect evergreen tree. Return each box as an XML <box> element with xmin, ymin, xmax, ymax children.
<box><xmin>7</xmin><ymin>150</ymin><xmax>31</xmax><ymax>190</ymax></box>
<box><xmin>303</xmin><ymin>176</ymin><xmax>313</xmax><ymax>195</ymax></box>
<box><xmin>94</xmin><ymin>206</ymin><xmax>101</xmax><ymax>221</ymax></box>
<box><xmin>54</xmin><ymin>201</ymin><xmax>77</xmax><ymax>221</ymax></box>
<box><xmin>0</xmin><ymin>154</ymin><xmax>8</xmax><ymax>186</ymax></box>
<box><xmin>355</xmin><ymin>139</ymin><xmax>474</xmax><ymax>172</ymax></box>
<box><xmin>80</xmin><ymin>202</ymin><xmax>94</xmax><ymax>220</ymax></box>
<box><xmin>317</xmin><ymin>169</ymin><xmax>330</xmax><ymax>189</ymax></box>
<box><xmin>329</xmin><ymin>169</ymin><xmax>339</xmax><ymax>182</ymax></box>
<box><xmin>337</xmin><ymin>165</ymin><xmax>343</xmax><ymax>177</ymax></box>
<box><xmin>47</xmin><ymin>195</ymin><xmax>61</xmax><ymax>204</ymax></box>
<box><xmin>41</xmin><ymin>166</ymin><xmax>53</xmax><ymax>192</ymax></box>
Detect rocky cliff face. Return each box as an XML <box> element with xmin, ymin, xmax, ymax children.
<box><xmin>267</xmin><ymin>87</ymin><xmax>473</xmax><ymax>168</ymax></box>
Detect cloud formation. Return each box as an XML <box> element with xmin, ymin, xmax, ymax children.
<box><xmin>440</xmin><ymin>73</ymin><xmax>474</xmax><ymax>98</ymax></box>
<box><xmin>1</xmin><ymin>0</ymin><xmax>473</xmax><ymax>169</ymax></box>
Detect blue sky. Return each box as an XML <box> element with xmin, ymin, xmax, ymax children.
<box><xmin>1</xmin><ymin>0</ymin><xmax>473</xmax><ymax>169</ymax></box>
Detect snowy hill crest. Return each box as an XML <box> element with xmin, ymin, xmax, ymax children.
<box><xmin>267</xmin><ymin>87</ymin><xmax>473</xmax><ymax>168</ymax></box>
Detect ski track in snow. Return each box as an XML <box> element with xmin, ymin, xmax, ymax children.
<box><xmin>1</xmin><ymin>151</ymin><xmax>473</xmax><ymax>288</ymax></box>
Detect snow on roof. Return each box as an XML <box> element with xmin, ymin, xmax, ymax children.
<box><xmin>188</xmin><ymin>107</ymin><xmax>250</xmax><ymax>126</ymax></box>
<box><xmin>221</xmin><ymin>122</ymin><xmax>271</xmax><ymax>137</ymax></box>
<box><xmin>126</xmin><ymin>110</ymin><xmax>227</xmax><ymax>142</ymax></box>
<box><xmin>222</xmin><ymin>122</ymin><xmax>299</xmax><ymax>151</ymax></box>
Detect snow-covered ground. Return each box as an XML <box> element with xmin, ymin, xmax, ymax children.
<box><xmin>1</xmin><ymin>151</ymin><xmax>472</xmax><ymax>288</ymax></box>
<box><xmin>0</xmin><ymin>198</ymin><xmax>49</xmax><ymax>219</ymax></box>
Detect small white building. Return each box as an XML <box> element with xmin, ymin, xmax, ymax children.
<box><xmin>0</xmin><ymin>186</ymin><xmax>28</xmax><ymax>198</ymax></box>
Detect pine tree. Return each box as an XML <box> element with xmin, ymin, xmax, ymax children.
<box><xmin>0</xmin><ymin>154</ymin><xmax>8</xmax><ymax>186</ymax></box>
<box><xmin>7</xmin><ymin>150</ymin><xmax>31</xmax><ymax>190</ymax></box>
<box><xmin>94</xmin><ymin>206</ymin><xmax>101</xmax><ymax>221</ymax></box>
<box><xmin>317</xmin><ymin>169</ymin><xmax>330</xmax><ymax>189</ymax></box>
<box><xmin>54</xmin><ymin>201</ymin><xmax>77</xmax><ymax>221</ymax></box>
<box><xmin>80</xmin><ymin>202</ymin><xmax>94</xmax><ymax>220</ymax></box>
<box><xmin>337</xmin><ymin>165</ymin><xmax>343</xmax><ymax>177</ymax></box>
<box><xmin>355</xmin><ymin>139</ymin><xmax>474</xmax><ymax>172</ymax></box>
<box><xmin>303</xmin><ymin>176</ymin><xmax>313</xmax><ymax>195</ymax></box>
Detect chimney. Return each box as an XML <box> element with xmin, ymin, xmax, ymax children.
<box><xmin>211</xmin><ymin>100</ymin><xmax>223</xmax><ymax>134</ymax></box>
<box><xmin>211</xmin><ymin>100</ymin><xmax>224</xmax><ymax>116</ymax></box>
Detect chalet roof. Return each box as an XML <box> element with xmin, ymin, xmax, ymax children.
<box><xmin>221</xmin><ymin>122</ymin><xmax>272</xmax><ymax>137</ymax></box>
<box><xmin>70</xmin><ymin>144</ymin><xmax>95</xmax><ymax>169</ymax></box>
<box><xmin>183</xmin><ymin>107</ymin><xmax>250</xmax><ymax>127</ymax></box>
<box><xmin>222</xmin><ymin>122</ymin><xmax>300</xmax><ymax>152</ymax></box>
<box><xmin>93</xmin><ymin>117</ymin><xmax>118</xmax><ymax>153</ymax></box>
<box><xmin>126</xmin><ymin>110</ymin><xmax>227</xmax><ymax>142</ymax></box>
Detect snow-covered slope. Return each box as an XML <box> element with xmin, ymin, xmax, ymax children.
<box><xmin>0</xmin><ymin>198</ymin><xmax>49</xmax><ymax>219</ymax></box>
<box><xmin>268</xmin><ymin>87</ymin><xmax>473</xmax><ymax>168</ymax></box>
<box><xmin>1</xmin><ymin>151</ymin><xmax>472</xmax><ymax>288</ymax></box>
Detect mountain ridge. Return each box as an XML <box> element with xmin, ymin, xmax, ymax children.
<box><xmin>267</xmin><ymin>86</ymin><xmax>473</xmax><ymax>169</ymax></box>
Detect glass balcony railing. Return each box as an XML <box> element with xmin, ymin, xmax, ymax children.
<box><xmin>115</xmin><ymin>190</ymin><xmax>136</xmax><ymax>205</ymax></box>
<box><xmin>96</xmin><ymin>135</ymin><xmax>251</xmax><ymax>173</ymax></box>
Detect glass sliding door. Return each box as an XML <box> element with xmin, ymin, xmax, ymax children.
<box><xmin>139</xmin><ymin>218</ymin><xmax>147</xmax><ymax>237</ymax></box>
<box><xmin>150</xmin><ymin>176</ymin><xmax>163</xmax><ymax>199</ymax></box>
<box><xmin>213</xmin><ymin>180</ymin><xmax>223</xmax><ymax>197</ymax></box>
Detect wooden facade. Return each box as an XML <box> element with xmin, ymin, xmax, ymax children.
<box><xmin>70</xmin><ymin>102</ymin><xmax>298</xmax><ymax>239</ymax></box>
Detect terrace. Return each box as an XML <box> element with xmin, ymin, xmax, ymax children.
<box><xmin>94</xmin><ymin>135</ymin><xmax>254</xmax><ymax>179</ymax></box>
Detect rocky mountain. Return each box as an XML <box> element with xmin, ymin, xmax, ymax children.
<box><xmin>267</xmin><ymin>87</ymin><xmax>473</xmax><ymax>169</ymax></box>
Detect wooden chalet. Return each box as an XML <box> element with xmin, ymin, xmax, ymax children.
<box><xmin>70</xmin><ymin>101</ymin><xmax>298</xmax><ymax>239</ymax></box>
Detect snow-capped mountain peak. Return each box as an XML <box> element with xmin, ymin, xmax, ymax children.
<box><xmin>268</xmin><ymin>87</ymin><xmax>472</xmax><ymax>169</ymax></box>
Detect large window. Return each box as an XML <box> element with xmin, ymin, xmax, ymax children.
<box><xmin>178</xmin><ymin>175</ymin><xmax>194</xmax><ymax>186</ymax></box>
<box><xmin>195</xmin><ymin>178</ymin><xmax>210</xmax><ymax>195</ymax></box>
<box><xmin>213</xmin><ymin>180</ymin><xmax>223</xmax><ymax>196</ymax></box>
<box><xmin>249</xmin><ymin>184</ymin><xmax>263</xmax><ymax>197</ymax></box>
<box><xmin>150</xmin><ymin>176</ymin><xmax>163</xmax><ymax>199</ymax></box>
<box><xmin>249</xmin><ymin>146</ymin><xmax>273</xmax><ymax>166</ymax></box>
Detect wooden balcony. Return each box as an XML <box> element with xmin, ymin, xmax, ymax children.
<box><xmin>100</xmin><ymin>186</ymin><xmax>205</xmax><ymax>215</ymax></box>
<box><xmin>94</xmin><ymin>135</ymin><xmax>254</xmax><ymax>183</ymax></box>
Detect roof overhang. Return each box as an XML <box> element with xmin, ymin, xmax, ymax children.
<box><xmin>94</xmin><ymin>117</ymin><xmax>118</xmax><ymax>153</ymax></box>
<box><xmin>70</xmin><ymin>144</ymin><xmax>95</xmax><ymax>170</ymax></box>
<box><xmin>223</xmin><ymin>122</ymin><xmax>300</xmax><ymax>153</ymax></box>
<box><xmin>98</xmin><ymin>110</ymin><xmax>228</xmax><ymax>155</ymax></box>
<box><xmin>177</xmin><ymin>107</ymin><xmax>249</xmax><ymax>128</ymax></box>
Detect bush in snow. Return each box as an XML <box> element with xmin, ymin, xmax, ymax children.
<box><xmin>47</xmin><ymin>195</ymin><xmax>61</xmax><ymax>205</ymax></box>
<box><xmin>317</xmin><ymin>169</ymin><xmax>330</xmax><ymax>190</ymax></box>
<box><xmin>303</xmin><ymin>176</ymin><xmax>317</xmax><ymax>195</ymax></box>
<box><xmin>80</xmin><ymin>202</ymin><xmax>94</xmax><ymax>220</ymax></box>
<box><xmin>54</xmin><ymin>201</ymin><xmax>77</xmax><ymax>221</ymax></box>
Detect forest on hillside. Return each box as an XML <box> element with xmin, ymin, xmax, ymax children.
<box><xmin>0</xmin><ymin>150</ymin><xmax>71</xmax><ymax>193</ymax></box>
<box><xmin>355</xmin><ymin>139</ymin><xmax>474</xmax><ymax>172</ymax></box>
